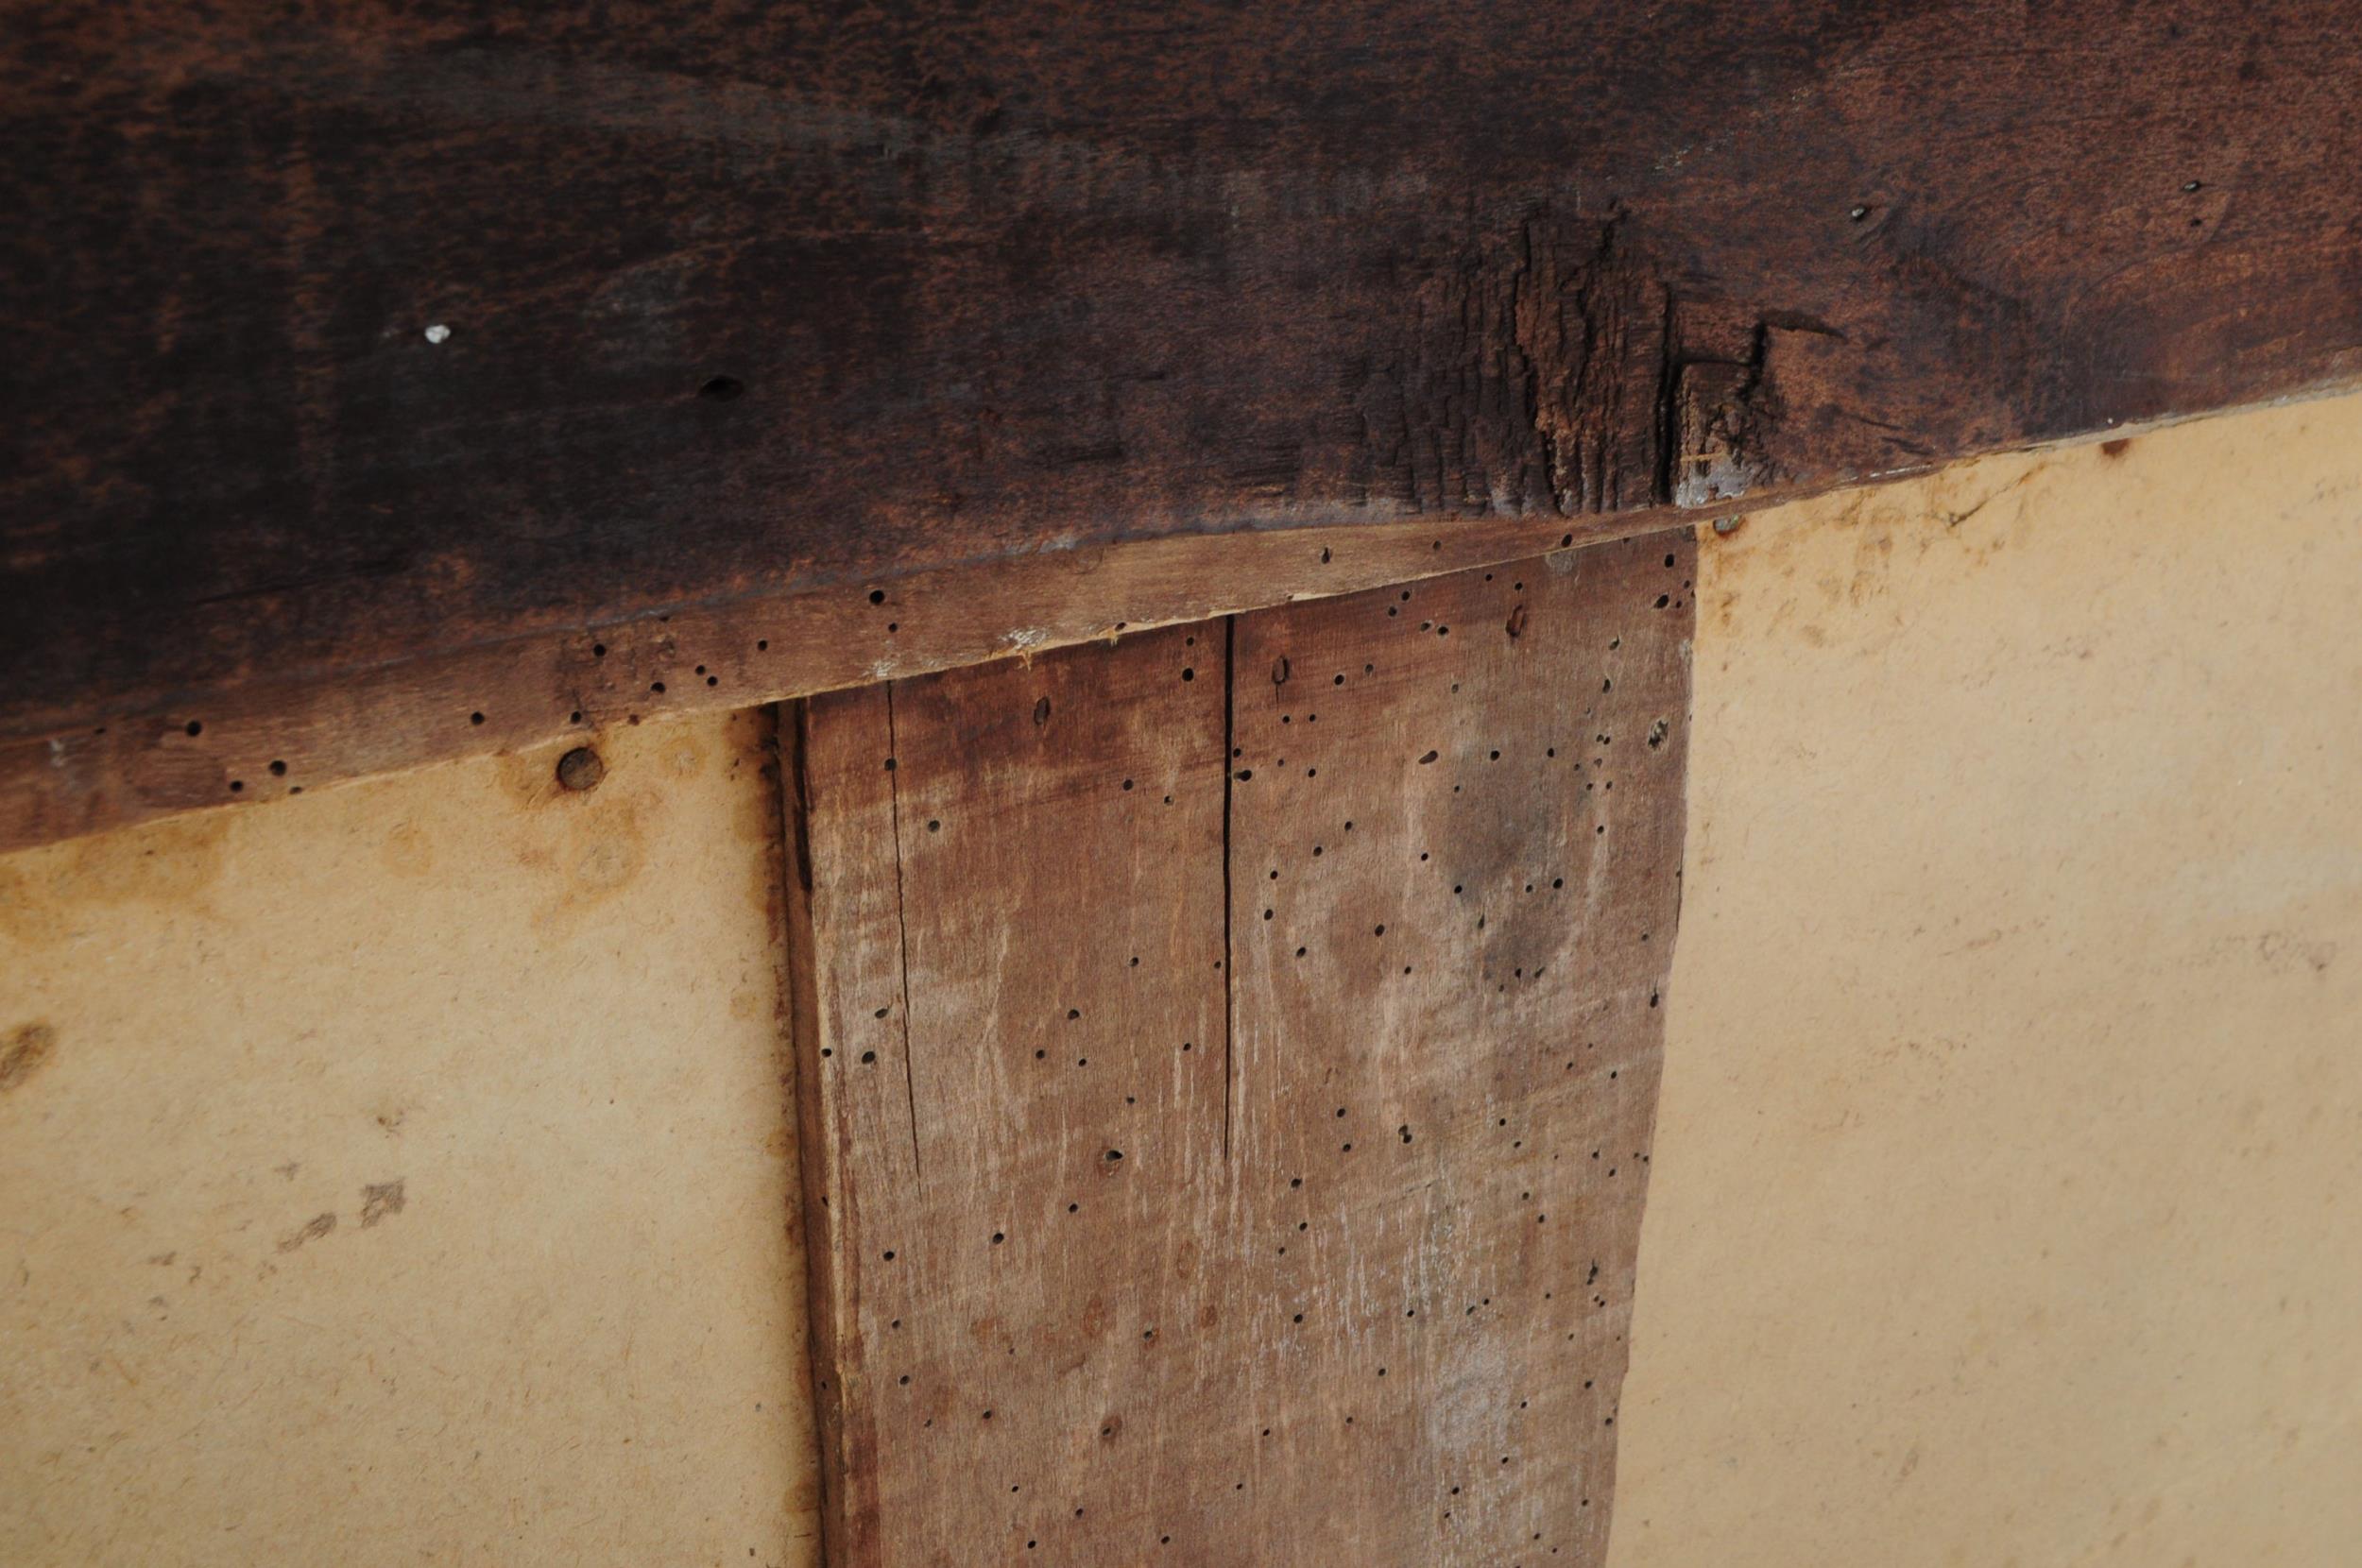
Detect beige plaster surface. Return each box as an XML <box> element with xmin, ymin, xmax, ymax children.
<box><xmin>0</xmin><ymin>711</ymin><xmax>816</xmax><ymax>1566</ymax></box>
<box><xmin>1612</xmin><ymin>394</ymin><xmax>2362</xmax><ymax>1567</ymax></box>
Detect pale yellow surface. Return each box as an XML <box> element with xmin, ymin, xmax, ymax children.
<box><xmin>0</xmin><ymin>711</ymin><xmax>817</xmax><ymax>1567</ymax></box>
<box><xmin>1613</xmin><ymin>395</ymin><xmax>2362</xmax><ymax>1567</ymax></box>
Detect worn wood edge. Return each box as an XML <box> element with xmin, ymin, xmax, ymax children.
<box><xmin>779</xmin><ymin>696</ymin><xmax>862</xmax><ymax>1568</ymax></box>
<box><xmin>3</xmin><ymin>385</ymin><xmax>2337</xmax><ymax>860</ymax></box>
<box><xmin>0</xmin><ymin>503</ymin><xmax>1651</xmax><ymax>856</ymax></box>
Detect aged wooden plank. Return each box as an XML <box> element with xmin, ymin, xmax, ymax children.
<box><xmin>788</xmin><ymin>532</ymin><xmax>1693</xmax><ymax>1562</ymax></box>
<box><xmin>788</xmin><ymin>623</ymin><xmax>1231</xmax><ymax>1564</ymax></box>
<box><xmin>0</xmin><ymin>503</ymin><xmax>1614</xmax><ymax>855</ymax></box>
<box><xmin>4</xmin><ymin>3</ymin><xmax>2358</xmax><ymax>847</ymax></box>
<box><xmin>1221</xmin><ymin>534</ymin><xmax>1692</xmax><ymax>1559</ymax></box>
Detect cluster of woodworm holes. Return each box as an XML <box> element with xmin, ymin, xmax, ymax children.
<box><xmin>865</xmin><ymin>1100</ymin><xmax>1640</xmax><ymax>1556</ymax></box>
<box><xmin>161</xmin><ymin>531</ymin><xmax>1631</xmax><ymax>800</ymax></box>
<box><xmin>828</xmin><ymin>551</ymin><xmax>1676</xmax><ymax>1552</ymax></box>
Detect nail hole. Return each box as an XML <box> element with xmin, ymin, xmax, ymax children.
<box><xmin>556</xmin><ymin>747</ymin><xmax>606</xmax><ymax>792</ymax></box>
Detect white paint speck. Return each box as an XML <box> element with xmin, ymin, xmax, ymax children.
<box><xmin>423</xmin><ymin>324</ymin><xmax>451</xmax><ymax>345</ymax></box>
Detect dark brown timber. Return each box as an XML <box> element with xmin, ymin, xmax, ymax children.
<box><xmin>6</xmin><ymin>3</ymin><xmax>2360</xmax><ymax>848</ymax></box>
<box><xmin>785</xmin><ymin>533</ymin><xmax>1692</xmax><ymax>1563</ymax></box>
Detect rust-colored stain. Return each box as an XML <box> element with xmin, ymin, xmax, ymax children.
<box><xmin>524</xmin><ymin>792</ymin><xmax>653</xmax><ymax>932</ymax></box>
<box><xmin>0</xmin><ymin>810</ymin><xmax>230</xmax><ymax>945</ymax></box>
<box><xmin>378</xmin><ymin>820</ymin><xmax>437</xmax><ymax>879</ymax></box>
<box><xmin>0</xmin><ymin>1021</ymin><xmax>58</xmax><ymax>1093</ymax></box>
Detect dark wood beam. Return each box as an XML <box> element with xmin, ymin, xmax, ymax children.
<box><xmin>4</xmin><ymin>2</ymin><xmax>2357</xmax><ymax>849</ymax></box>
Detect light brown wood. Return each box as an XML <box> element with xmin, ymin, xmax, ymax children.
<box><xmin>789</xmin><ymin>535</ymin><xmax>1692</xmax><ymax>1563</ymax></box>
<box><xmin>1226</xmin><ymin>535</ymin><xmax>1692</xmax><ymax>1560</ymax></box>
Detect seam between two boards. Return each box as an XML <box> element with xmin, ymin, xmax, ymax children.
<box><xmin>1221</xmin><ymin>615</ymin><xmax>1237</xmax><ymax>1162</ymax></box>
<box><xmin>882</xmin><ymin>682</ymin><xmax>925</xmax><ymax>1185</ymax></box>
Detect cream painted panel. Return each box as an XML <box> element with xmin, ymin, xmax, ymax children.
<box><xmin>1614</xmin><ymin>395</ymin><xmax>2362</xmax><ymax>1567</ymax></box>
<box><xmin>0</xmin><ymin>711</ymin><xmax>817</xmax><ymax>1566</ymax></box>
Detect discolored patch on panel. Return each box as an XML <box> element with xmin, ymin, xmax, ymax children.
<box><xmin>789</xmin><ymin>534</ymin><xmax>1693</xmax><ymax>1564</ymax></box>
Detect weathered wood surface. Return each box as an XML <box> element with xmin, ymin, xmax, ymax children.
<box><xmin>5</xmin><ymin>2</ymin><xmax>2359</xmax><ymax>850</ymax></box>
<box><xmin>0</xmin><ymin>505</ymin><xmax>1607</xmax><ymax>854</ymax></box>
<box><xmin>788</xmin><ymin>622</ymin><xmax>1232</xmax><ymax>1564</ymax></box>
<box><xmin>787</xmin><ymin>533</ymin><xmax>1692</xmax><ymax>1563</ymax></box>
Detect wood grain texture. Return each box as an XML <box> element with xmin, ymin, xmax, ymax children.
<box><xmin>0</xmin><ymin>503</ymin><xmax>1616</xmax><ymax>855</ymax></box>
<box><xmin>789</xmin><ymin>622</ymin><xmax>1232</xmax><ymax>1564</ymax></box>
<box><xmin>788</xmin><ymin>532</ymin><xmax>1692</xmax><ymax>1563</ymax></box>
<box><xmin>5</xmin><ymin>2</ymin><xmax>2359</xmax><ymax>848</ymax></box>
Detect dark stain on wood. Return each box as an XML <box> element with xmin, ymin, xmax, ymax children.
<box><xmin>4</xmin><ymin>3</ymin><xmax>2353</xmax><ymax>847</ymax></box>
<box><xmin>785</xmin><ymin>531</ymin><xmax>1692</xmax><ymax>1563</ymax></box>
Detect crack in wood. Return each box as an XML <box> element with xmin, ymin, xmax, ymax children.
<box><xmin>881</xmin><ymin>682</ymin><xmax>925</xmax><ymax>1184</ymax></box>
<box><xmin>788</xmin><ymin>534</ymin><xmax>1693</xmax><ymax>1563</ymax></box>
